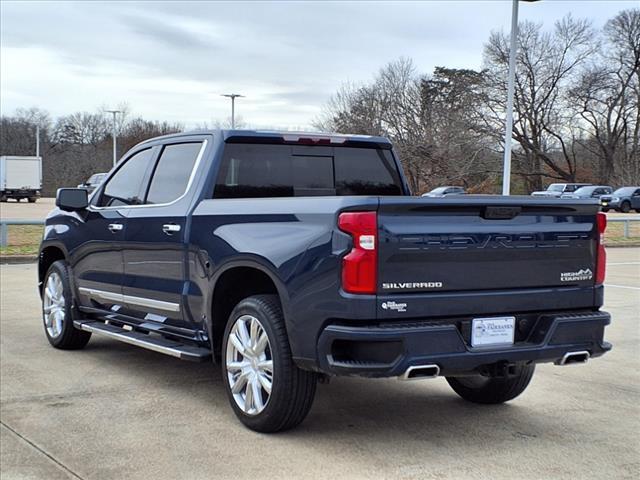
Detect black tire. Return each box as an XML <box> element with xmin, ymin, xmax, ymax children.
<box><xmin>601</xmin><ymin>208</ymin><xmax>609</xmax><ymax>212</ymax></box>
<box><xmin>0</xmin><ymin>194</ymin><xmax>6</xmax><ymax>202</ymax></box>
<box><xmin>222</xmin><ymin>294</ymin><xmax>317</xmax><ymax>433</ymax></box>
<box><xmin>28</xmin><ymin>197</ymin><xmax>37</xmax><ymax>203</ymax></box>
<box><xmin>42</xmin><ymin>260</ymin><xmax>91</xmax><ymax>350</ymax></box>
<box><xmin>620</xmin><ymin>201</ymin><xmax>631</xmax><ymax>213</ymax></box>
<box><xmin>446</xmin><ymin>364</ymin><xmax>535</xmax><ymax>404</ymax></box>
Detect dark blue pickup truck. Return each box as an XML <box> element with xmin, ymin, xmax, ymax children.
<box><xmin>38</xmin><ymin>130</ymin><xmax>611</xmax><ymax>432</ymax></box>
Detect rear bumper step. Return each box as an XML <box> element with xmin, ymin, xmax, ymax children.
<box><xmin>74</xmin><ymin>320</ymin><xmax>211</xmax><ymax>362</ymax></box>
<box><xmin>317</xmin><ymin>311</ymin><xmax>611</xmax><ymax>377</ymax></box>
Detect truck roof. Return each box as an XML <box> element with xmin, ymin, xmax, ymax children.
<box><xmin>139</xmin><ymin>129</ymin><xmax>393</xmax><ymax>149</ymax></box>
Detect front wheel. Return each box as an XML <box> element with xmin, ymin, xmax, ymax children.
<box><xmin>28</xmin><ymin>197</ymin><xmax>37</xmax><ymax>203</ymax></box>
<box><xmin>620</xmin><ymin>201</ymin><xmax>631</xmax><ymax>213</ymax></box>
<box><xmin>446</xmin><ymin>364</ymin><xmax>535</xmax><ymax>404</ymax></box>
<box><xmin>42</xmin><ymin>260</ymin><xmax>91</xmax><ymax>349</ymax></box>
<box><xmin>222</xmin><ymin>295</ymin><xmax>317</xmax><ymax>432</ymax></box>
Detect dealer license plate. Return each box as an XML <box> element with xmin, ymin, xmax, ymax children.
<box><xmin>471</xmin><ymin>316</ymin><xmax>515</xmax><ymax>347</ymax></box>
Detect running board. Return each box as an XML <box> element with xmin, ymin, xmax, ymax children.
<box><xmin>74</xmin><ymin>320</ymin><xmax>211</xmax><ymax>362</ymax></box>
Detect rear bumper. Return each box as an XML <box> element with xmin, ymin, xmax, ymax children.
<box><xmin>317</xmin><ymin>311</ymin><xmax>611</xmax><ymax>377</ymax></box>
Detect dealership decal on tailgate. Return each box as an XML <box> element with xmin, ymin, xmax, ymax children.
<box><xmin>471</xmin><ymin>316</ymin><xmax>516</xmax><ymax>347</ymax></box>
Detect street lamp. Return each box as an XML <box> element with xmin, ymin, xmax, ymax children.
<box><xmin>502</xmin><ymin>0</ymin><xmax>540</xmax><ymax>195</ymax></box>
<box><xmin>221</xmin><ymin>94</ymin><xmax>244</xmax><ymax>129</ymax></box>
<box><xmin>105</xmin><ymin>110</ymin><xmax>122</xmax><ymax>167</ymax></box>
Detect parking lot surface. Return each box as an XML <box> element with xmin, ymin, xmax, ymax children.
<box><xmin>0</xmin><ymin>198</ymin><xmax>56</xmax><ymax>221</ymax></box>
<box><xmin>1</xmin><ymin>249</ymin><xmax>639</xmax><ymax>480</ymax></box>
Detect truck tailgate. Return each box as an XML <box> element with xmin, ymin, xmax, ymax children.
<box><xmin>377</xmin><ymin>196</ymin><xmax>600</xmax><ymax>296</ymax></box>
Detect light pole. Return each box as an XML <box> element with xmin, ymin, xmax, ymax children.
<box><xmin>502</xmin><ymin>0</ymin><xmax>539</xmax><ymax>195</ymax></box>
<box><xmin>221</xmin><ymin>94</ymin><xmax>244</xmax><ymax>129</ymax></box>
<box><xmin>35</xmin><ymin>125</ymin><xmax>40</xmax><ymax>157</ymax></box>
<box><xmin>106</xmin><ymin>110</ymin><xmax>122</xmax><ymax>167</ymax></box>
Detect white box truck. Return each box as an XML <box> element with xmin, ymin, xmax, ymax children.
<box><xmin>0</xmin><ymin>156</ymin><xmax>43</xmax><ymax>202</ymax></box>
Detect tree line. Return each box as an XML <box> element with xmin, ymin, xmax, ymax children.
<box><xmin>315</xmin><ymin>9</ymin><xmax>640</xmax><ymax>194</ymax></box>
<box><xmin>0</xmin><ymin>106</ymin><xmax>182</xmax><ymax>195</ymax></box>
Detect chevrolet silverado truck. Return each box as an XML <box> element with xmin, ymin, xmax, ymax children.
<box><xmin>38</xmin><ymin>130</ymin><xmax>611</xmax><ymax>432</ymax></box>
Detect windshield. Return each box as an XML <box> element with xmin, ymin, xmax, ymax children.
<box><xmin>613</xmin><ymin>187</ymin><xmax>636</xmax><ymax>195</ymax></box>
<box><xmin>572</xmin><ymin>186</ymin><xmax>596</xmax><ymax>195</ymax></box>
<box><xmin>89</xmin><ymin>174</ymin><xmax>106</xmax><ymax>184</ymax></box>
<box><xmin>547</xmin><ymin>184</ymin><xmax>564</xmax><ymax>192</ymax></box>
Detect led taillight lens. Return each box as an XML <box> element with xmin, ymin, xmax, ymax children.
<box><xmin>338</xmin><ymin>211</ymin><xmax>377</xmax><ymax>294</ymax></box>
<box><xmin>596</xmin><ymin>212</ymin><xmax>607</xmax><ymax>285</ymax></box>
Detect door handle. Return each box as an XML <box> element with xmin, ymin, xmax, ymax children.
<box><xmin>108</xmin><ymin>223</ymin><xmax>123</xmax><ymax>233</ymax></box>
<box><xmin>162</xmin><ymin>224</ymin><xmax>181</xmax><ymax>235</ymax></box>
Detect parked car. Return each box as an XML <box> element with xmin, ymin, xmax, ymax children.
<box><xmin>531</xmin><ymin>183</ymin><xmax>591</xmax><ymax>197</ymax></box>
<box><xmin>560</xmin><ymin>185</ymin><xmax>613</xmax><ymax>202</ymax></box>
<box><xmin>422</xmin><ymin>186</ymin><xmax>466</xmax><ymax>197</ymax></box>
<box><xmin>77</xmin><ymin>172</ymin><xmax>108</xmax><ymax>194</ymax></box>
<box><xmin>600</xmin><ymin>186</ymin><xmax>640</xmax><ymax>213</ymax></box>
<box><xmin>38</xmin><ymin>130</ymin><xmax>611</xmax><ymax>432</ymax></box>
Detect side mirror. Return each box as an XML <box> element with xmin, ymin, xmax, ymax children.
<box><xmin>56</xmin><ymin>188</ymin><xmax>88</xmax><ymax>211</ymax></box>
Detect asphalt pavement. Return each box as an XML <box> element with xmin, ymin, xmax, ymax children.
<box><xmin>1</xmin><ymin>248</ymin><xmax>639</xmax><ymax>479</ymax></box>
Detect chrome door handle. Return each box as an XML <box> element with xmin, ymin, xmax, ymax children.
<box><xmin>108</xmin><ymin>223</ymin><xmax>123</xmax><ymax>232</ymax></box>
<box><xmin>162</xmin><ymin>224</ymin><xmax>181</xmax><ymax>235</ymax></box>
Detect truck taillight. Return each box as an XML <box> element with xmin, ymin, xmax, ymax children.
<box><xmin>338</xmin><ymin>211</ymin><xmax>377</xmax><ymax>294</ymax></box>
<box><xmin>596</xmin><ymin>212</ymin><xmax>607</xmax><ymax>285</ymax></box>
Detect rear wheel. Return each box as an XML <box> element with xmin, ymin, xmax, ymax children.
<box><xmin>42</xmin><ymin>260</ymin><xmax>91</xmax><ymax>349</ymax></box>
<box><xmin>28</xmin><ymin>197</ymin><xmax>37</xmax><ymax>203</ymax></box>
<box><xmin>0</xmin><ymin>194</ymin><xmax>6</xmax><ymax>202</ymax></box>
<box><xmin>620</xmin><ymin>201</ymin><xmax>631</xmax><ymax>213</ymax></box>
<box><xmin>446</xmin><ymin>364</ymin><xmax>535</xmax><ymax>404</ymax></box>
<box><xmin>222</xmin><ymin>295</ymin><xmax>317</xmax><ymax>432</ymax></box>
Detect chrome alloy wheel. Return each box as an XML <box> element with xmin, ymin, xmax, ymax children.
<box><xmin>43</xmin><ymin>272</ymin><xmax>65</xmax><ymax>338</ymax></box>
<box><xmin>225</xmin><ymin>314</ymin><xmax>273</xmax><ymax>416</ymax></box>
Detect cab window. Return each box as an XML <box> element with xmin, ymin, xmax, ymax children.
<box><xmin>146</xmin><ymin>142</ymin><xmax>202</xmax><ymax>204</ymax></box>
<box><xmin>97</xmin><ymin>148</ymin><xmax>155</xmax><ymax>207</ymax></box>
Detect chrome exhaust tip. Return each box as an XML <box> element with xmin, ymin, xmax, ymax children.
<box><xmin>556</xmin><ymin>350</ymin><xmax>590</xmax><ymax>366</ymax></box>
<box><xmin>399</xmin><ymin>364</ymin><xmax>440</xmax><ymax>381</ymax></box>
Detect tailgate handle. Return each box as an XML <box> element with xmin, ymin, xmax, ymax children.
<box><xmin>482</xmin><ymin>206</ymin><xmax>521</xmax><ymax>220</ymax></box>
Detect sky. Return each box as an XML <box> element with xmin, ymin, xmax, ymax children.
<box><xmin>0</xmin><ymin>0</ymin><xmax>635</xmax><ymax>130</ymax></box>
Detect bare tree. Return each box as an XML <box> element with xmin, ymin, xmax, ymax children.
<box><xmin>482</xmin><ymin>15</ymin><xmax>598</xmax><ymax>191</ymax></box>
<box><xmin>316</xmin><ymin>59</ymin><xmax>495</xmax><ymax>193</ymax></box>
<box><xmin>570</xmin><ymin>9</ymin><xmax>639</xmax><ymax>184</ymax></box>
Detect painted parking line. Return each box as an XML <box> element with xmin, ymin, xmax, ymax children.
<box><xmin>607</xmin><ymin>262</ymin><xmax>640</xmax><ymax>266</ymax></box>
<box><xmin>605</xmin><ymin>284</ymin><xmax>640</xmax><ymax>290</ymax></box>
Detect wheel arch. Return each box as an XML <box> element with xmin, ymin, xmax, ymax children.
<box><xmin>208</xmin><ymin>260</ymin><xmax>291</xmax><ymax>361</ymax></box>
<box><xmin>38</xmin><ymin>243</ymin><xmax>69</xmax><ymax>296</ymax></box>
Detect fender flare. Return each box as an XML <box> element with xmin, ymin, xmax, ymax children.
<box><xmin>205</xmin><ymin>255</ymin><xmax>292</xmax><ymax>345</ymax></box>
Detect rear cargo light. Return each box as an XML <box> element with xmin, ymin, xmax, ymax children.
<box><xmin>338</xmin><ymin>211</ymin><xmax>377</xmax><ymax>294</ymax></box>
<box><xmin>282</xmin><ymin>134</ymin><xmax>346</xmax><ymax>145</ymax></box>
<box><xmin>595</xmin><ymin>212</ymin><xmax>606</xmax><ymax>285</ymax></box>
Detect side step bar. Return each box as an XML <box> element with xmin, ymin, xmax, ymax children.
<box><xmin>74</xmin><ymin>320</ymin><xmax>211</xmax><ymax>362</ymax></box>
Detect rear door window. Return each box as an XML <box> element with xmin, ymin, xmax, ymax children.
<box><xmin>214</xmin><ymin>144</ymin><xmax>402</xmax><ymax>198</ymax></box>
<box><xmin>146</xmin><ymin>142</ymin><xmax>202</xmax><ymax>204</ymax></box>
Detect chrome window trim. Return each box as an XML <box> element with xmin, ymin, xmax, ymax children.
<box><xmin>78</xmin><ymin>287</ymin><xmax>180</xmax><ymax>313</ymax></box>
<box><xmin>89</xmin><ymin>139</ymin><xmax>208</xmax><ymax>211</ymax></box>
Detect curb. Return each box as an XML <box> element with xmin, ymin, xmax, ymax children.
<box><xmin>1</xmin><ymin>255</ymin><xmax>38</xmax><ymax>264</ymax></box>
